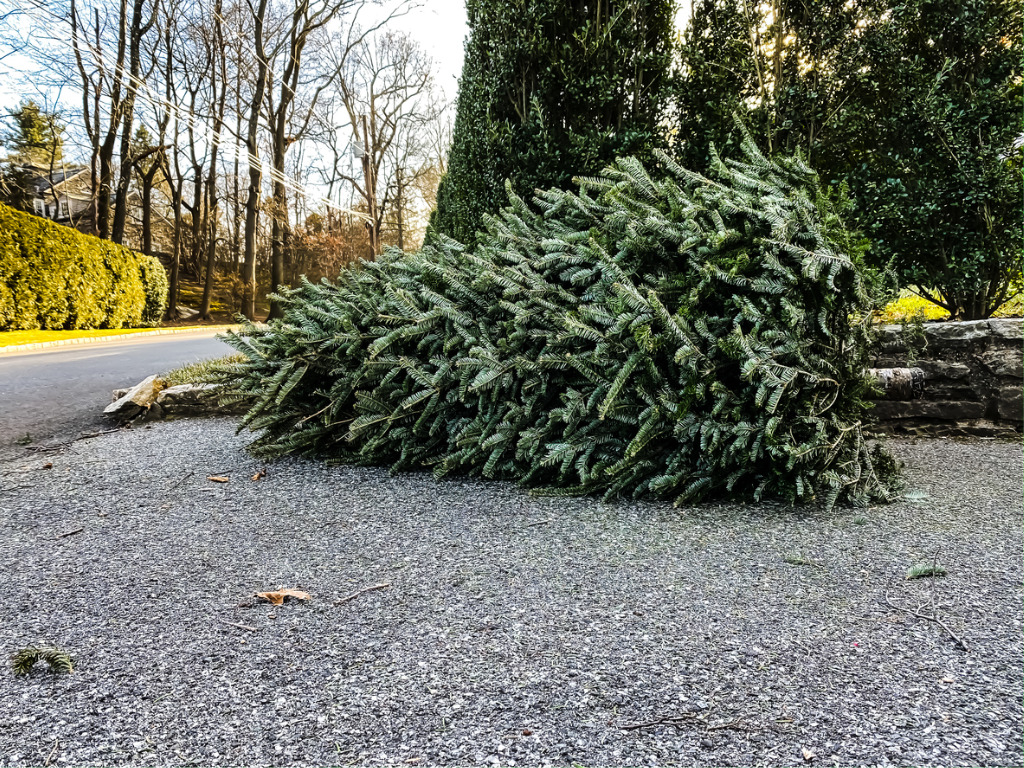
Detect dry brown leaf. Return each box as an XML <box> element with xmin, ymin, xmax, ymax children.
<box><xmin>251</xmin><ymin>468</ymin><xmax>267</xmax><ymax>482</ymax></box>
<box><xmin>802</xmin><ymin>747</ymin><xmax>816</xmax><ymax>762</ymax></box>
<box><xmin>207</xmin><ymin>475</ymin><xmax>230</xmax><ymax>483</ymax></box>
<box><xmin>42</xmin><ymin>462</ymin><xmax>53</xmax><ymax>470</ymax></box>
<box><xmin>255</xmin><ymin>588</ymin><xmax>312</xmax><ymax>606</ymax></box>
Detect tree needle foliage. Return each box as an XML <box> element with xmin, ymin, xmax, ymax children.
<box><xmin>222</xmin><ymin>135</ymin><xmax>901</xmax><ymax>507</ymax></box>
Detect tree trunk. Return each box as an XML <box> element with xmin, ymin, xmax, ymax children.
<box><xmin>242</xmin><ymin>0</ymin><xmax>271</xmax><ymax>321</ymax></box>
<box><xmin>167</xmin><ymin>201</ymin><xmax>182</xmax><ymax>321</ymax></box>
<box><xmin>97</xmin><ymin>144</ymin><xmax>115</xmax><ymax>239</ymax></box>
<box><xmin>267</xmin><ymin>116</ymin><xmax>288</xmax><ymax>319</ymax></box>
<box><xmin>396</xmin><ymin>165</ymin><xmax>404</xmax><ymax>251</ymax></box>
<box><xmin>140</xmin><ymin>160</ymin><xmax>160</xmax><ymax>255</ymax></box>
<box><xmin>200</xmin><ymin>1</ymin><xmax>227</xmax><ymax>321</ymax></box>
<box><xmin>111</xmin><ymin>0</ymin><xmax>155</xmax><ymax>244</ymax></box>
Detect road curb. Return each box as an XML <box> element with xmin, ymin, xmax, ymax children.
<box><xmin>0</xmin><ymin>325</ymin><xmax>240</xmax><ymax>356</ymax></box>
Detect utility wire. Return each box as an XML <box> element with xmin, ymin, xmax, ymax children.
<box><xmin>14</xmin><ymin>0</ymin><xmax>372</xmax><ymax>221</ymax></box>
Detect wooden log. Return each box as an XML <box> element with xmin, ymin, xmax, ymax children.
<box><xmin>868</xmin><ymin>367</ymin><xmax>926</xmax><ymax>401</ymax></box>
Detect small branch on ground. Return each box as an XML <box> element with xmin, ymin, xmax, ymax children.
<box><xmin>0</xmin><ymin>484</ymin><xmax>32</xmax><ymax>496</ymax></box>
<box><xmin>524</xmin><ymin>519</ymin><xmax>552</xmax><ymax>528</ymax></box>
<box><xmin>621</xmin><ymin>712</ymin><xmax>702</xmax><ymax>731</ymax></box>
<box><xmin>884</xmin><ymin>591</ymin><xmax>970</xmax><ymax>652</ymax></box>
<box><xmin>334</xmin><ymin>583</ymin><xmax>391</xmax><ymax>606</ymax></box>
<box><xmin>221</xmin><ymin>621</ymin><xmax>258</xmax><ymax>633</ymax></box>
<box><xmin>705</xmin><ymin>717</ymin><xmax>751</xmax><ymax>732</ymax></box>
<box><xmin>25</xmin><ymin>427</ymin><xmax>126</xmax><ymax>454</ymax></box>
<box><xmin>57</xmin><ymin>527</ymin><xmax>84</xmax><ymax>538</ymax></box>
<box><xmin>166</xmin><ymin>471</ymin><xmax>195</xmax><ymax>491</ymax></box>
<box><xmin>621</xmin><ymin>710</ymin><xmax>756</xmax><ymax>734</ymax></box>
<box><xmin>77</xmin><ymin>428</ymin><xmax>124</xmax><ymax>441</ymax></box>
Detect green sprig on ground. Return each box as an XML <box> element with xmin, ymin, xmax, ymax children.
<box><xmin>11</xmin><ymin>646</ymin><xmax>74</xmax><ymax>676</ymax></box>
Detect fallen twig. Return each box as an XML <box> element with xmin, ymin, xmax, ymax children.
<box><xmin>524</xmin><ymin>519</ymin><xmax>552</xmax><ymax>528</ymax></box>
<box><xmin>621</xmin><ymin>712</ymin><xmax>701</xmax><ymax>731</ymax></box>
<box><xmin>221</xmin><ymin>620</ymin><xmax>258</xmax><ymax>633</ymax></box>
<box><xmin>44</xmin><ymin>739</ymin><xmax>59</xmax><ymax>767</ymax></box>
<box><xmin>885</xmin><ymin>592</ymin><xmax>970</xmax><ymax>652</ymax></box>
<box><xmin>0</xmin><ymin>484</ymin><xmax>33</xmax><ymax>496</ymax></box>
<box><xmin>705</xmin><ymin>717</ymin><xmax>750</xmax><ymax>732</ymax></box>
<box><xmin>77</xmin><ymin>428</ymin><xmax>123</xmax><ymax>441</ymax></box>
<box><xmin>166</xmin><ymin>471</ymin><xmax>195</xmax><ymax>491</ymax></box>
<box><xmin>25</xmin><ymin>444</ymin><xmax>69</xmax><ymax>453</ymax></box>
<box><xmin>334</xmin><ymin>583</ymin><xmax>391</xmax><ymax>606</ymax></box>
<box><xmin>57</xmin><ymin>527</ymin><xmax>84</xmax><ymax>539</ymax></box>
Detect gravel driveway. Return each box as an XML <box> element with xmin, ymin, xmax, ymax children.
<box><xmin>1</xmin><ymin>420</ymin><xmax>1020</xmax><ymax>767</ymax></box>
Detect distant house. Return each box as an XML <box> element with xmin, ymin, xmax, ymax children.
<box><xmin>22</xmin><ymin>164</ymin><xmax>94</xmax><ymax>227</ymax></box>
<box><xmin>12</xmin><ymin>163</ymin><xmax>162</xmax><ymax>251</ymax></box>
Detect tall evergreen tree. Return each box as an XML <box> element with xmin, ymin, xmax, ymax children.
<box><xmin>430</xmin><ymin>0</ymin><xmax>674</xmax><ymax>245</ymax></box>
<box><xmin>0</xmin><ymin>100</ymin><xmax>66</xmax><ymax>212</ymax></box>
<box><xmin>1</xmin><ymin>100</ymin><xmax>65</xmax><ymax>166</ymax></box>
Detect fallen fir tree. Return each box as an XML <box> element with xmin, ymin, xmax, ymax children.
<box><xmin>221</xmin><ymin>135</ymin><xmax>901</xmax><ymax>507</ymax></box>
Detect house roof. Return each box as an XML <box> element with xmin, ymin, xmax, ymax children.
<box><xmin>19</xmin><ymin>164</ymin><xmax>90</xmax><ymax>195</ymax></box>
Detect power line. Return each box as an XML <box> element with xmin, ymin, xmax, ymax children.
<box><xmin>13</xmin><ymin>0</ymin><xmax>372</xmax><ymax>222</ymax></box>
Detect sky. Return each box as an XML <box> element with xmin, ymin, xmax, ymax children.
<box><xmin>387</xmin><ymin>0</ymin><xmax>469</xmax><ymax>101</ymax></box>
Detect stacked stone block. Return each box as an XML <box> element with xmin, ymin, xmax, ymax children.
<box><xmin>870</xmin><ymin>319</ymin><xmax>1022</xmax><ymax>436</ymax></box>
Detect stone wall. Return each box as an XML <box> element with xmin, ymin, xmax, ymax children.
<box><xmin>869</xmin><ymin>319</ymin><xmax>1022</xmax><ymax>436</ymax></box>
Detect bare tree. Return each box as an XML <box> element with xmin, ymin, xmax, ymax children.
<box><xmin>324</xmin><ymin>27</ymin><xmax>442</xmax><ymax>256</ymax></box>
<box><xmin>263</xmin><ymin>0</ymin><xmax>358</xmax><ymax>318</ymax></box>
<box><xmin>9</xmin><ymin>0</ymin><xmax>449</xmax><ymax>324</ymax></box>
<box><xmin>110</xmin><ymin>0</ymin><xmax>158</xmax><ymax>243</ymax></box>
<box><xmin>240</xmin><ymin>0</ymin><xmax>271</xmax><ymax>321</ymax></box>
<box><xmin>0</xmin><ymin>3</ymin><xmax>27</xmax><ymax>63</ymax></box>
<box><xmin>69</xmin><ymin>0</ymin><xmax>159</xmax><ymax>242</ymax></box>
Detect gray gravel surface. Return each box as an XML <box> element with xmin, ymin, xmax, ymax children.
<box><xmin>0</xmin><ymin>420</ymin><xmax>1020</xmax><ymax>767</ymax></box>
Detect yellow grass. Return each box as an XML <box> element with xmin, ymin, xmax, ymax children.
<box><xmin>0</xmin><ymin>326</ymin><xmax>234</xmax><ymax>348</ymax></box>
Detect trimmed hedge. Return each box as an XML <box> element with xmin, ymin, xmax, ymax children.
<box><xmin>0</xmin><ymin>203</ymin><xmax>167</xmax><ymax>331</ymax></box>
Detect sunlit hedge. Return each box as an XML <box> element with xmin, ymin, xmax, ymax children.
<box><xmin>0</xmin><ymin>203</ymin><xmax>167</xmax><ymax>331</ymax></box>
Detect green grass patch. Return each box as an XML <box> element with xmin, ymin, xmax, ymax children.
<box><xmin>1</xmin><ymin>327</ymin><xmax>164</xmax><ymax>347</ymax></box>
<box><xmin>162</xmin><ymin>354</ymin><xmax>244</xmax><ymax>387</ymax></box>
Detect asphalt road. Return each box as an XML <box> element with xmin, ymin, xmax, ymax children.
<box><xmin>0</xmin><ymin>331</ymin><xmax>231</xmax><ymax>457</ymax></box>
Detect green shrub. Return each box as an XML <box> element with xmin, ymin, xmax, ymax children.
<box><xmin>0</xmin><ymin>202</ymin><xmax>146</xmax><ymax>331</ymax></box>
<box><xmin>0</xmin><ymin>209</ymin><xmax>19</xmax><ymax>328</ymax></box>
<box><xmin>223</xmin><ymin>137</ymin><xmax>901</xmax><ymax>507</ymax></box>
<box><xmin>138</xmin><ymin>255</ymin><xmax>169</xmax><ymax>325</ymax></box>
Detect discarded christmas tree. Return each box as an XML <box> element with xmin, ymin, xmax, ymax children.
<box><xmin>222</xmin><ymin>135</ymin><xmax>900</xmax><ymax>507</ymax></box>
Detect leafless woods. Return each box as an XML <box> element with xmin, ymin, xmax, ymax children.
<box><xmin>3</xmin><ymin>0</ymin><xmax>448</xmax><ymax>319</ymax></box>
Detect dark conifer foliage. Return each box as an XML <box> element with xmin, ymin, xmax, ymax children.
<box><xmin>429</xmin><ymin>0</ymin><xmax>674</xmax><ymax>246</ymax></box>
<box><xmin>222</xmin><ymin>137</ymin><xmax>900</xmax><ymax>507</ymax></box>
<box><xmin>674</xmin><ymin>0</ymin><xmax>1022</xmax><ymax>319</ymax></box>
